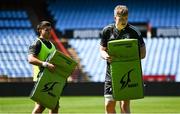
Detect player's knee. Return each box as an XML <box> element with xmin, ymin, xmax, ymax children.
<box><xmin>120</xmin><ymin>100</ymin><xmax>130</xmax><ymax>113</ymax></box>
<box><xmin>106</xmin><ymin>101</ymin><xmax>115</xmax><ymax>108</ymax></box>
<box><xmin>121</xmin><ymin>100</ymin><xmax>130</xmax><ymax>107</ymax></box>
<box><xmin>105</xmin><ymin>101</ymin><xmax>116</xmax><ymax>113</ymax></box>
<box><xmin>32</xmin><ymin>105</ymin><xmax>45</xmax><ymax>114</ymax></box>
<box><xmin>49</xmin><ymin>103</ymin><xmax>59</xmax><ymax>114</ymax></box>
<box><xmin>32</xmin><ymin>108</ymin><xmax>43</xmax><ymax>114</ymax></box>
<box><xmin>49</xmin><ymin>109</ymin><xmax>58</xmax><ymax>114</ymax></box>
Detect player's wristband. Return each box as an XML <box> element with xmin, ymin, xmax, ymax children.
<box><xmin>42</xmin><ymin>62</ymin><xmax>48</xmax><ymax>67</ymax></box>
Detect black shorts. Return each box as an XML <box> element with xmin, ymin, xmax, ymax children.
<box><xmin>104</xmin><ymin>81</ymin><xmax>113</xmax><ymax>95</ymax></box>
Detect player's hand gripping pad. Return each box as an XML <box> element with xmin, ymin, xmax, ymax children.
<box><xmin>30</xmin><ymin>50</ymin><xmax>77</xmax><ymax>109</ymax></box>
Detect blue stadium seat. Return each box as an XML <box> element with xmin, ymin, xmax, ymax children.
<box><xmin>47</xmin><ymin>0</ymin><xmax>180</xmax><ymax>31</ymax></box>
<box><xmin>0</xmin><ymin>10</ymin><xmax>28</xmax><ymax>18</ymax></box>
<box><xmin>0</xmin><ymin>28</ymin><xmax>37</xmax><ymax>78</ymax></box>
<box><xmin>70</xmin><ymin>37</ymin><xmax>180</xmax><ymax>82</ymax></box>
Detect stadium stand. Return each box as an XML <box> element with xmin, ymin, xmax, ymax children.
<box><xmin>45</xmin><ymin>0</ymin><xmax>180</xmax><ymax>82</ymax></box>
<box><xmin>0</xmin><ymin>10</ymin><xmax>36</xmax><ymax>80</ymax></box>
<box><xmin>48</xmin><ymin>0</ymin><xmax>180</xmax><ymax>31</ymax></box>
<box><xmin>142</xmin><ymin>37</ymin><xmax>179</xmax><ymax>81</ymax></box>
<box><xmin>0</xmin><ymin>0</ymin><xmax>180</xmax><ymax>83</ymax></box>
<box><xmin>68</xmin><ymin>37</ymin><xmax>180</xmax><ymax>82</ymax></box>
<box><xmin>0</xmin><ymin>8</ymin><xmax>87</xmax><ymax>82</ymax></box>
<box><xmin>69</xmin><ymin>38</ymin><xmax>106</xmax><ymax>82</ymax></box>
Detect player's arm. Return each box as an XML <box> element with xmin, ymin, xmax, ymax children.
<box><xmin>28</xmin><ymin>54</ymin><xmax>44</xmax><ymax>66</ymax></box>
<box><xmin>135</xmin><ymin>30</ymin><xmax>146</xmax><ymax>59</ymax></box>
<box><xmin>100</xmin><ymin>26</ymin><xmax>113</xmax><ymax>62</ymax></box>
<box><xmin>140</xmin><ymin>44</ymin><xmax>146</xmax><ymax>59</ymax></box>
<box><xmin>28</xmin><ymin>40</ymin><xmax>55</xmax><ymax>72</ymax></box>
<box><xmin>99</xmin><ymin>45</ymin><xmax>112</xmax><ymax>63</ymax></box>
<box><xmin>28</xmin><ymin>54</ymin><xmax>55</xmax><ymax>72</ymax></box>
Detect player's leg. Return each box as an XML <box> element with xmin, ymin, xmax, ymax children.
<box><xmin>49</xmin><ymin>101</ymin><xmax>59</xmax><ymax>114</ymax></box>
<box><xmin>32</xmin><ymin>102</ymin><xmax>45</xmax><ymax>114</ymax></box>
<box><xmin>120</xmin><ymin>100</ymin><xmax>130</xmax><ymax>113</ymax></box>
<box><xmin>104</xmin><ymin>81</ymin><xmax>116</xmax><ymax>114</ymax></box>
<box><xmin>105</xmin><ymin>95</ymin><xmax>116</xmax><ymax>114</ymax></box>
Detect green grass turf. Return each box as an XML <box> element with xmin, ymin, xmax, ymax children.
<box><xmin>0</xmin><ymin>96</ymin><xmax>180</xmax><ymax>113</ymax></box>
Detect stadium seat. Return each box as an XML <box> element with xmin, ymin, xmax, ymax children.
<box><xmin>47</xmin><ymin>0</ymin><xmax>180</xmax><ymax>31</ymax></box>
<box><xmin>0</xmin><ymin>17</ymin><xmax>36</xmax><ymax>78</ymax></box>
<box><xmin>69</xmin><ymin>37</ymin><xmax>180</xmax><ymax>82</ymax></box>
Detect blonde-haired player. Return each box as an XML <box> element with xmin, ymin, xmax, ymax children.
<box><xmin>100</xmin><ymin>5</ymin><xmax>146</xmax><ymax>114</ymax></box>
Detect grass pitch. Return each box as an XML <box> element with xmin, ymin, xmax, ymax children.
<box><xmin>0</xmin><ymin>96</ymin><xmax>180</xmax><ymax>113</ymax></box>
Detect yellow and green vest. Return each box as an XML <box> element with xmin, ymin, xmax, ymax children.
<box><xmin>33</xmin><ymin>38</ymin><xmax>56</xmax><ymax>81</ymax></box>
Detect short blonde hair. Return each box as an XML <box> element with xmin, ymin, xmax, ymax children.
<box><xmin>114</xmin><ymin>5</ymin><xmax>128</xmax><ymax>17</ymax></box>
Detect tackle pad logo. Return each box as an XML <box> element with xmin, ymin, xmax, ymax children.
<box><xmin>41</xmin><ymin>82</ymin><xmax>59</xmax><ymax>97</ymax></box>
<box><xmin>120</xmin><ymin>69</ymin><xmax>138</xmax><ymax>90</ymax></box>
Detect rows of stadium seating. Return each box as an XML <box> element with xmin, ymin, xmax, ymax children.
<box><xmin>47</xmin><ymin>0</ymin><xmax>180</xmax><ymax>82</ymax></box>
<box><xmin>0</xmin><ymin>1</ymin><xmax>180</xmax><ymax>82</ymax></box>
<box><xmin>69</xmin><ymin>37</ymin><xmax>180</xmax><ymax>82</ymax></box>
<box><xmin>0</xmin><ymin>29</ymin><xmax>36</xmax><ymax>77</ymax></box>
<box><xmin>0</xmin><ymin>10</ymin><xmax>31</xmax><ymax>28</ymax></box>
<box><xmin>0</xmin><ymin>20</ymin><xmax>31</xmax><ymax>28</ymax></box>
<box><xmin>48</xmin><ymin>0</ymin><xmax>180</xmax><ymax>31</ymax></box>
<box><xmin>0</xmin><ymin>10</ymin><xmax>36</xmax><ymax>78</ymax></box>
<box><xmin>69</xmin><ymin>38</ymin><xmax>106</xmax><ymax>82</ymax></box>
<box><xmin>0</xmin><ymin>10</ymin><xmax>28</xmax><ymax>18</ymax></box>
